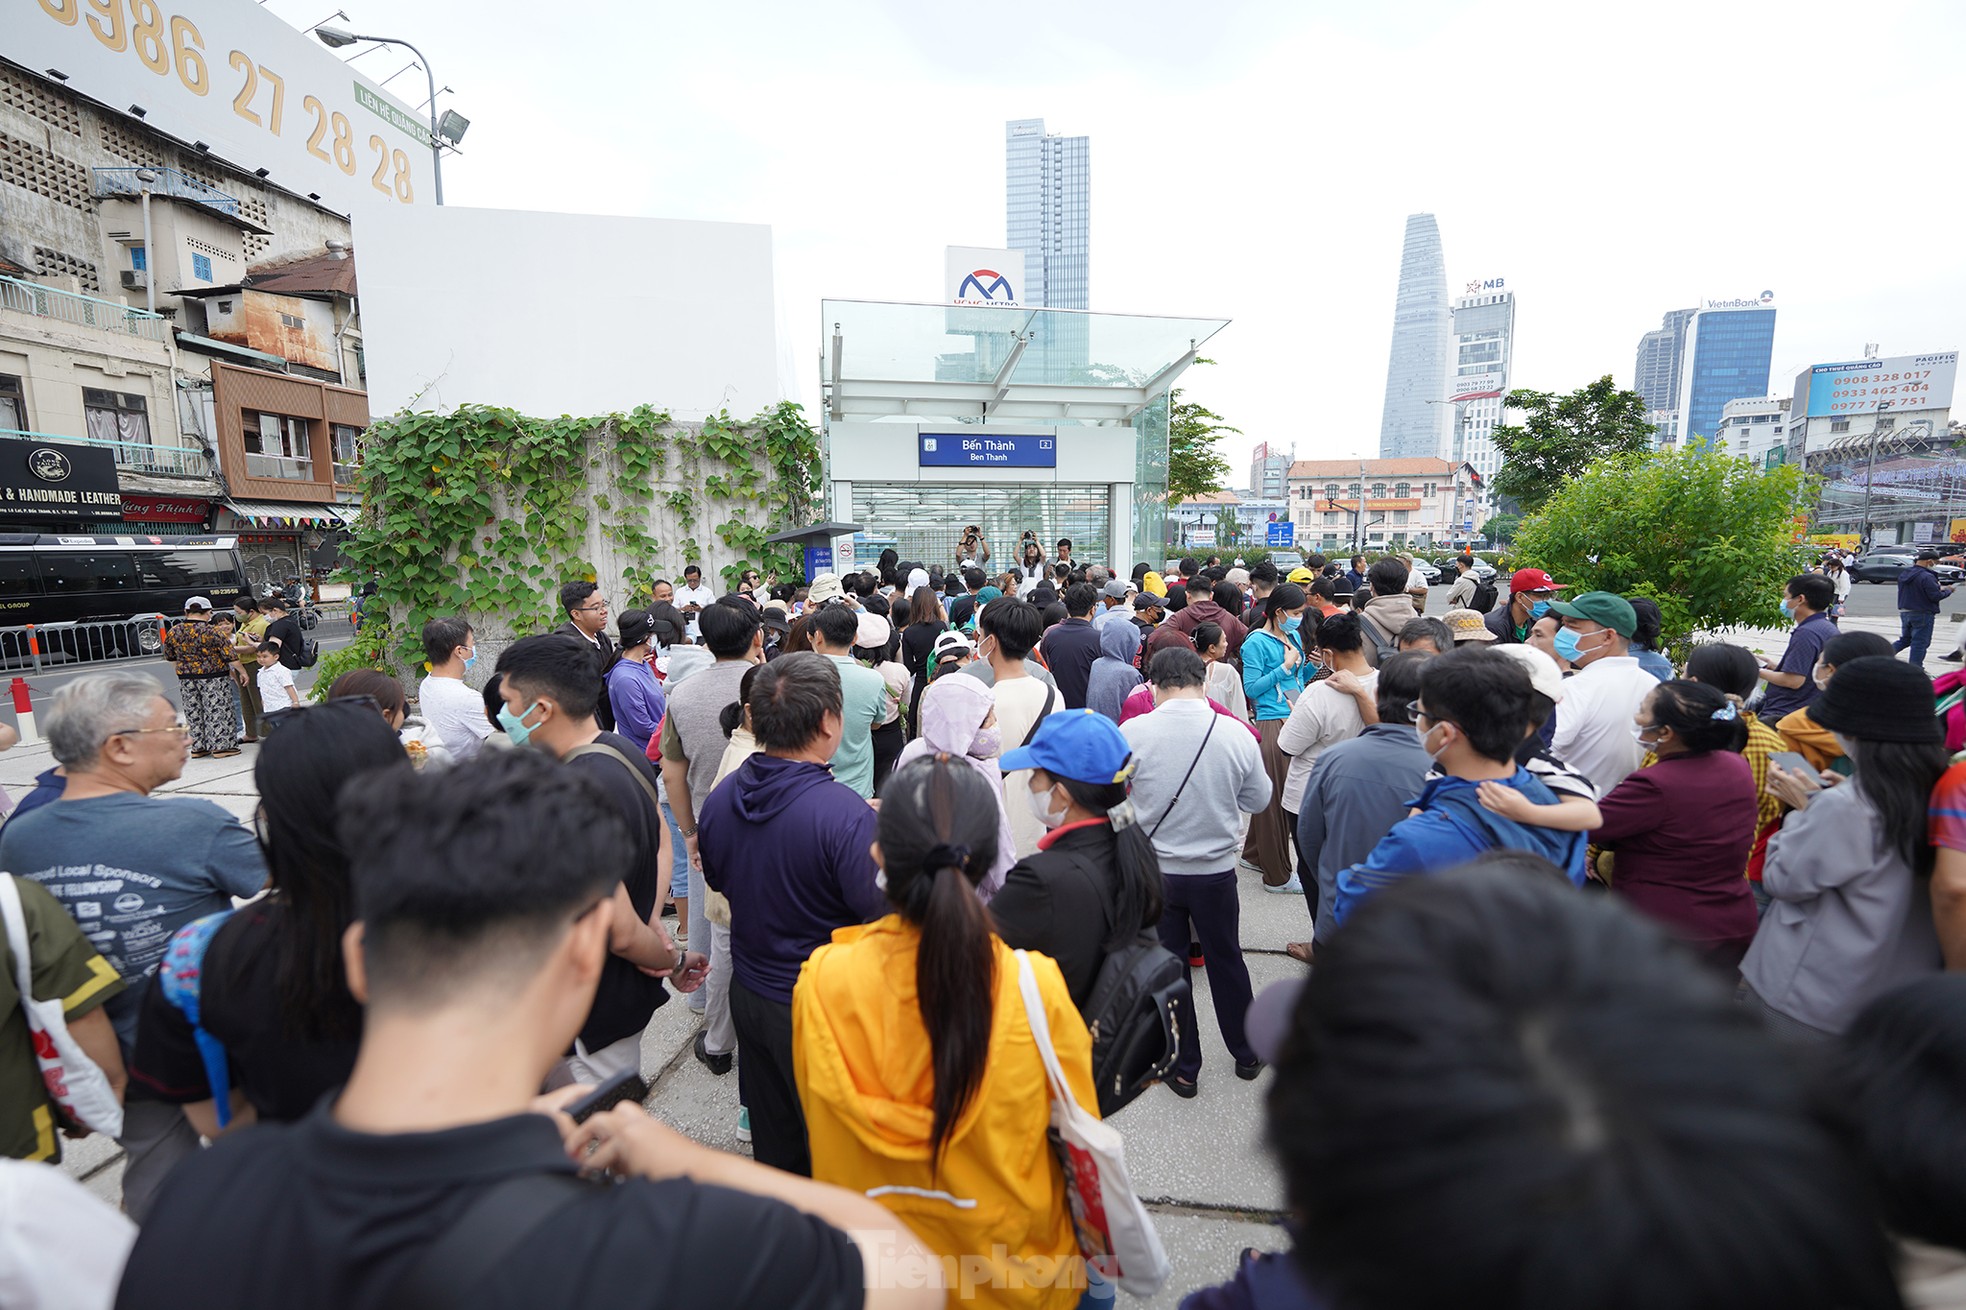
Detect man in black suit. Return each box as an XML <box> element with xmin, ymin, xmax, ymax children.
<box><xmin>555</xmin><ymin>580</ymin><xmax>618</xmax><ymax>731</ymax></box>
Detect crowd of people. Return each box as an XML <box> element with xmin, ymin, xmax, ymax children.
<box><xmin>3</xmin><ymin>535</ymin><xmax>1966</xmax><ymax>1310</ymax></box>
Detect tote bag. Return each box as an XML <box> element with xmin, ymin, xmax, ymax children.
<box><xmin>0</xmin><ymin>874</ymin><xmax>123</xmax><ymax>1138</ymax></box>
<box><xmin>1014</xmin><ymin>950</ymin><xmax>1170</xmax><ymax>1297</ymax></box>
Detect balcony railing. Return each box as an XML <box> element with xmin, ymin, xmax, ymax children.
<box><xmin>1</xmin><ymin>427</ymin><xmax>211</xmax><ymax>478</ymax></box>
<box><xmin>0</xmin><ymin>274</ymin><xmax>168</xmax><ymax>344</ymax></box>
<box><xmin>246</xmin><ymin>451</ymin><xmax>317</xmax><ymax>480</ymax></box>
<box><xmin>332</xmin><ymin>460</ymin><xmax>362</xmax><ymax>486</ymax></box>
<box><xmin>93</xmin><ymin>167</ymin><xmax>241</xmax><ymax>218</ymax></box>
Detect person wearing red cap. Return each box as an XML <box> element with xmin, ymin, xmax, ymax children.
<box><xmin>1482</xmin><ymin>569</ymin><xmax>1566</xmax><ymax>645</ymax></box>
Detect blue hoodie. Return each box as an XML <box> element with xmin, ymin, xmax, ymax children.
<box><xmin>1085</xmin><ymin>620</ymin><xmax>1144</xmax><ymax>722</ymax></box>
<box><xmin>1332</xmin><ymin>768</ymin><xmax>1587</xmax><ymax>925</ymax></box>
<box><xmin>697</xmin><ymin>752</ymin><xmax>885</xmax><ymax>1004</ymax></box>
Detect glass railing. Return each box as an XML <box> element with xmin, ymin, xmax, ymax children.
<box><xmin>0</xmin><ymin>274</ymin><xmax>169</xmax><ymax>343</ymax></box>
<box><xmin>0</xmin><ymin>427</ymin><xmax>210</xmax><ymax>477</ymax></box>
<box><xmin>246</xmin><ymin>452</ymin><xmax>317</xmax><ymax>480</ymax></box>
<box><xmin>332</xmin><ymin>460</ymin><xmax>361</xmax><ymax>486</ymax></box>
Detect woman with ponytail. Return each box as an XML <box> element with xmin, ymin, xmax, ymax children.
<box><xmin>793</xmin><ymin>756</ymin><xmax>1098</xmax><ymax>1310</ymax></box>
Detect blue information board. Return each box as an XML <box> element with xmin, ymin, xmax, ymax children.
<box><xmin>919</xmin><ymin>433</ymin><xmax>1056</xmax><ymax>468</ymax></box>
<box><xmin>1266</xmin><ymin>521</ymin><xmax>1295</xmax><ymax>547</ymax></box>
<box><xmin>803</xmin><ymin>545</ymin><xmax>833</xmax><ymax>581</ymax></box>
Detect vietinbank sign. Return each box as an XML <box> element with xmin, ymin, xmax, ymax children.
<box><xmin>946</xmin><ymin>247</ymin><xmax>1025</xmax><ymax>308</ymax></box>
<box><xmin>1705</xmin><ymin>290</ymin><xmax>1776</xmax><ymax>309</ymax></box>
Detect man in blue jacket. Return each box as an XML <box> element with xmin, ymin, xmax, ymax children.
<box><xmin>1893</xmin><ymin>547</ymin><xmax>1954</xmax><ymax>668</ymax></box>
<box><xmin>1333</xmin><ymin>648</ymin><xmax>1585</xmax><ymax>925</ymax></box>
<box><xmin>698</xmin><ymin>652</ymin><xmax>884</xmax><ymax>1178</ymax></box>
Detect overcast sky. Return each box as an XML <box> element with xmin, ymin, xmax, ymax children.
<box><xmin>266</xmin><ymin>0</ymin><xmax>1966</xmax><ymax>482</ymax></box>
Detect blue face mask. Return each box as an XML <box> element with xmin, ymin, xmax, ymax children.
<box><xmin>1281</xmin><ymin>615</ymin><xmax>1302</xmax><ymax>635</ymax></box>
<box><xmin>497</xmin><ymin>700</ymin><xmax>543</xmax><ymax>746</ymax></box>
<box><xmin>462</xmin><ymin>650</ymin><xmax>478</xmax><ymax>671</ymax></box>
<box><xmin>1528</xmin><ymin>600</ymin><xmax>1553</xmax><ymax>620</ymax></box>
<box><xmin>1778</xmin><ymin>598</ymin><xmax>1795</xmax><ymax>619</ymax></box>
<box><xmin>1552</xmin><ymin>626</ymin><xmax>1585</xmax><ymax>662</ymax></box>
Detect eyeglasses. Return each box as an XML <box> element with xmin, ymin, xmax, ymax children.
<box><xmin>575</xmin><ymin>601</ymin><xmax>610</xmax><ymax>614</ymax></box>
<box><xmin>108</xmin><ymin>718</ymin><xmax>189</xmax><ymax>741</ymax></box>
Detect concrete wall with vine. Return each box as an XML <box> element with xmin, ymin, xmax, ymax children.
<box><xmin>335</xmin><ymin>400</ymin><xmax>821</xmax><ymax>676</ymax></box>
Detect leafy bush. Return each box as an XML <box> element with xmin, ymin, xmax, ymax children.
<box><xmin>1512</xmin><ymin>445</ymin><xmax>1814</xmax><ymax>658</ymax></box>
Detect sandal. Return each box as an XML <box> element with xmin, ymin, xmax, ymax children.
<box><xmin>1285</xmin><ymin>941</ymin><xmax>1315</xmax><ymax>965</ymax></box>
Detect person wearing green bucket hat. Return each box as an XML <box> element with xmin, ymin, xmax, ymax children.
<box><xmin>1548</xmin><ymin>590</ymin><xmax>1657</xmax><ymax>795</ymax></box>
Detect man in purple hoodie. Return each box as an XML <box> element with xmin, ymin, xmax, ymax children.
<box><xmin>698</xmin><ymin>652</ymin><xmax>884</xmax><ymax>1177</ymax></box>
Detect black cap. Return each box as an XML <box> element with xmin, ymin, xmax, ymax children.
<box><xmin>616</xmin><ymin>608</ymin><xmax>653</xmax><ymax>650</ymax></box>
<box><xmin>1917</xmin><ymin>547</ymin><xmax>1942</xmax><ymax>561</ymax></box>
<box><xmin>1132</xmin><ymin>593</ymin><xmax>1164</xmax><ymax>611</ymax></box>
<box><xmin>1810</xmin><ymin>656</ymin><xmax>1940</xmax><ymax>743</ymax></box>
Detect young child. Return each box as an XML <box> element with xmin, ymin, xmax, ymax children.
<box><xmin>255</xmin><ymin>641</ymin><xmax>301</xmax><ymax>724</ymax></box>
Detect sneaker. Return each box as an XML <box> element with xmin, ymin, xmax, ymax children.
<box><xmin>1187</xmin><ymin>948</ymin><xmax>1205</xmax><ymax>969</ymax></box>
<box><xmin>1236</xmin><ymin>858</ymin><xmax>1266</xmax><ymax>879</ymax></box>
<box><xmin>693</xmin><ymin>1029</ymin><xmax>732</xmax><ymax>1076</ymax></box>
<box><xmin>1263</xmin><ymin>874</ymin><xmax>1305</xmax><ymax>895</ymax></box>
<box><xmin>735</xmin><ymin>1106</ymin><xmax>751</xmax><ymax>1142</ymax></box>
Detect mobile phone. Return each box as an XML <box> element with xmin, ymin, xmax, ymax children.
<box><xmin>1766</xmin><ymin>752</ymin><xmax>1813</xmax><ymax>777</ymax></box>
<box><xmin>564</xmin><ymin>1070</ymin><xmax>648</xmax><ymax>1124</ymax></box>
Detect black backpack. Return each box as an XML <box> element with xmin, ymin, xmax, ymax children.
<box><xmin>1082</xmin><ymin>932</ymin><xmax>1190</xmax><ymax>1117</ymax></box>
<box><xmin>1468</xmin><ymin>576</ymin><xmax>1499</xmax><ymax>615</ymax></box>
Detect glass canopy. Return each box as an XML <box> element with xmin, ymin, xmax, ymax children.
<box><xmin>821</xmin><ymin>299</ymin><xmax>1229</xmax><ymax>425</ymax></box>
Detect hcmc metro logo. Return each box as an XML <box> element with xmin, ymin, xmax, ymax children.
<box><xmin>957</xmin><ymin>269</ymin><xmax>1015</xmax><ymax>302</ymax></box>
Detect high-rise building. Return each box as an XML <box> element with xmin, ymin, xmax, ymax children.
<box><xmin>1006</xmin><ymin>118</ymin><xmax>1089</xmax><ymax>372</ymax></box>
<box><xmin>1447</xmin><ymin>285</ymin><xmax>1515</xmax><ymax>527</ymax></box>
<box><xmin>1006</xmin><ymin>118</ymin><xmax>1089</xmax><ymax>312</ymax></box>
<box><xmin>1249</xmin><ymin>442</ymin><xmax>1293</xmax><ymax>501</ymax></box>
<box><xmin>1675</xmin><ymin>296</ymin><xmax>1778</xmax><ymax>445</ymax></box>
<box><xmin>1634</xmin><ymin>307</ymin><xmax>1695</xmax><ymax>442</ymax></box>
<box><xmin>1378</xmin><ymin>214</ymin><xmax>1452</xmax><ymax>460</ymax></box>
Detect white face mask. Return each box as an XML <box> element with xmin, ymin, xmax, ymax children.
<box><xmin>1026</xmin><ymin>782</ymin><xmax>1071</xmax><ymax>830</ymax></box>
<box><xmin>1419</xmin><ymin>721</ymin><xmax>1450</xmax><ymax>763</ymax></box>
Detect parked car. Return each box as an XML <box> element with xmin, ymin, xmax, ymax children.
<box><xmin>1852</xmin><ymin>552</ymin><xmax>1966</xmax><ymax>584</ymax></box>
<box><xmin>1436</xmin><ymin>556</ymin><xmax>1497</xmax><ymax>582</ymax></box>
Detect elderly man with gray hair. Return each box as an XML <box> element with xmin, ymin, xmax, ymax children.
<box><xmin>0</xmin><ymin>671</ymin><xmax>265</xmax><ymax>1219</ymax></box>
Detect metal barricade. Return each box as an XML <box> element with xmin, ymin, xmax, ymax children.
<box><xmin>0</xmin><ymin>615</ymin><xmax>168</xmax><ymax>671</ymax></box>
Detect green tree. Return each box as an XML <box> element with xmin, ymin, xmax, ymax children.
<box><xmin>1480</xmin><ymin>512</ymin><xmax>1522</xmax><ymax>544</ymax></box>
<box><xmin>1512</xmin><ymin>445</ymin><xmax>1813</xmax><ymax>659</ymax></box>
<box><xmin>1167</xmin><ymin>360</ymin><xmax>1237</xmax><ymax>504</ymax></box>
<box><xmin>1490</xmin><ymin>375</ymin><xmax>1654</xmax><ymax>512</ymax></box>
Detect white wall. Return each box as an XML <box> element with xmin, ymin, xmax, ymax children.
<box><xmin>352</xmin><ymin>205</ymin><xmax>782</xmax><ymax>420</ymax></box>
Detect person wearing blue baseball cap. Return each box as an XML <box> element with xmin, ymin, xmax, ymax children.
<box><xmin>989</xmin><ymin>711</ymin><xmax>1165</xmax><ymax>1016</ymax></box>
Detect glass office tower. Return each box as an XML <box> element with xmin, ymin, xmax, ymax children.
<box><xmin>1006</xmin><ymin>119</ymin><xmax>1090</xmax><ymax>371</ymax></box>
<box><xmin>1634</xmin><ymin>308</ymin><xmax>1695</xmax><ymax>413</ymax></box>
<box><xmin>1378</xmin><ymin>213</ymin><xmax>1452</xmax><ymax>460</ymax></box>
<box><xmin>1676</xmin><ymin>305</ymin><xmax>1777</xmax><ymax>445</ymax></box>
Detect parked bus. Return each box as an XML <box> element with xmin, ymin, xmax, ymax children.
<box><xmin>0</xmin><ymin>534</ymin><xmax>249</xmax><ymax>663</ymax></box>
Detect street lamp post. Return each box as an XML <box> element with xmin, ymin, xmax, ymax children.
<box><xmin>314</xmin><ymin>25</ymin><xmax>451</xmax><ymax>204</ymax></box>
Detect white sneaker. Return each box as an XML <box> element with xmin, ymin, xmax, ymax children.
<box><xmin>735</xmin><ymin>1106</ymin><xmax>751</xmax><ymax>1143</ymax></box>
<box><xmin>1263</xmin><ymin>874</ymin><xmax>1305</xmax><ymax>895</ymax></box>
<box><xmin>1237</xmin><ymin>859</ymin><xmax>1266</xmax><ymax>879</ymax></box>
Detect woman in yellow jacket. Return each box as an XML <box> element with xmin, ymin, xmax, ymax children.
<box><xmin>794</xmin><ymin>755</ymin><xmax>1102</xmax><ymax>1310</ymax></box>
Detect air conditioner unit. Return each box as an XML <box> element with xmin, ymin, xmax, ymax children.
<box><xmin>120</xmin><ymin>269</ymin><xmax>148</xmax><ymax>290</ymax></box>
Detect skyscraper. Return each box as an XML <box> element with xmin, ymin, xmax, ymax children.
<box><xmin>1006</xmin><ymin>118</ymin><xmax>1089</xmax><ymax>312</ymax></box>
<box><xmin>1634</xmin><ymin>308</ymin><xmax>1695</xmax><ymax>413</ymax></box>
<box><xmin>1448</xmin><ymin>285</ymin><xmax>1515</xmax><ymax>526</ymax></box>
<box><xmin>1675</xmin><ymin>296</ymin><xmax>1778</xmax><ymax>445</ymax></box>
<box><xmin>1378</xmin><ymin>214</ymin><xmax>1452</xmax><ymax>460</ymax></box>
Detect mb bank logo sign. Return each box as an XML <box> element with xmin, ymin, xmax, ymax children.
<box><xmin>946</xmin><ymin>246</ymin><xmax>1026</xmax><ymax>309</ymax></box>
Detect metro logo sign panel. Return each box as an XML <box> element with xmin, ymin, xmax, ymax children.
<box><xmin>945</xmin><ymin>246</ymin><xmax>1024</xmax><ymax>309</ymax></box>
<box><xmin>1806</xmin><ymin>352</ymin><xmax>1958</xmax><ymax>417</ymax></box>
<box><xmin>11</xmin><ymin>0</ymin><xmax>433</xmax><ymax>213</ymax></box>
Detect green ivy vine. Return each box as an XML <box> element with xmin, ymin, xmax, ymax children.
<box><xmin>340</xmin><ymin>401</ymin><xmax>821</xmax><ymax>671</ymax></box>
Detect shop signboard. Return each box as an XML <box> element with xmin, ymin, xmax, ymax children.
<box><xmin>0</xmin><ymin>442</ymin><xmax>122</xmax><ymax>519</ymax></box>
<box><xmin>918</xmin><ymin>433</ymin><xmax>1055</xmax><ymax>469</ymax></box>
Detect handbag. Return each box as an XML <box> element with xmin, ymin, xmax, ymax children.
<box><xmin>0</xmin><ymin>874</ymin><xmax>124</xmax><ymax>1138</ymax></box>
<box><xmin>1013</xmin><ymin>950</ymin><xmax>1170</xmax><ymax>1297</ymax></box>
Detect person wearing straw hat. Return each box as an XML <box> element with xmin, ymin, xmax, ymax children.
<box><xmin>1443</xmin><ymin>608</ymin><xmax>1497</xmax><ymax>645</ymax></box>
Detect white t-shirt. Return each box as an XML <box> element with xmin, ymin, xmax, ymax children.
<box><xmin>256</xmin><ymin>661</ymin><xmax>299</xmax><ymax>711</ymax></box>
<box><xmin>0</xmin><ymin>1159</ymin><xmax>135</xmax><ymax>1309</ymax></box>
<box><xmin>1552</xmin><ymin>654</ymin><xmax>1658</xmax><ymax>795</ymax></box>
<box><xmin>418</xmin><ymin>674</ymin><xmax>494</xmax><ymax>762</ymax></box>
<box><xmin>993</xmin><ymin>674</ymin><xmax>1066</xmax><ymax>860</ymax></box>
<box><xmin>1276</xmin><ymin>669</ymin><xmax>1378</xmax><ymax>813</ymax></box>
<box><xmin>673</xmin><ymin>582</ymin><xmax>717</xmax><ymax>611</ymax></box>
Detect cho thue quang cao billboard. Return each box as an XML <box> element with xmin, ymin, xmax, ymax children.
<box><xmin>11</xmin><ymin>0</ymin><xmax>438</xmax><ymax>214</ymax></box>
<box><xmin>1804</xmin><ymin>352</ymin><xmax>1959</xmax><ymax>417</ymax></box>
